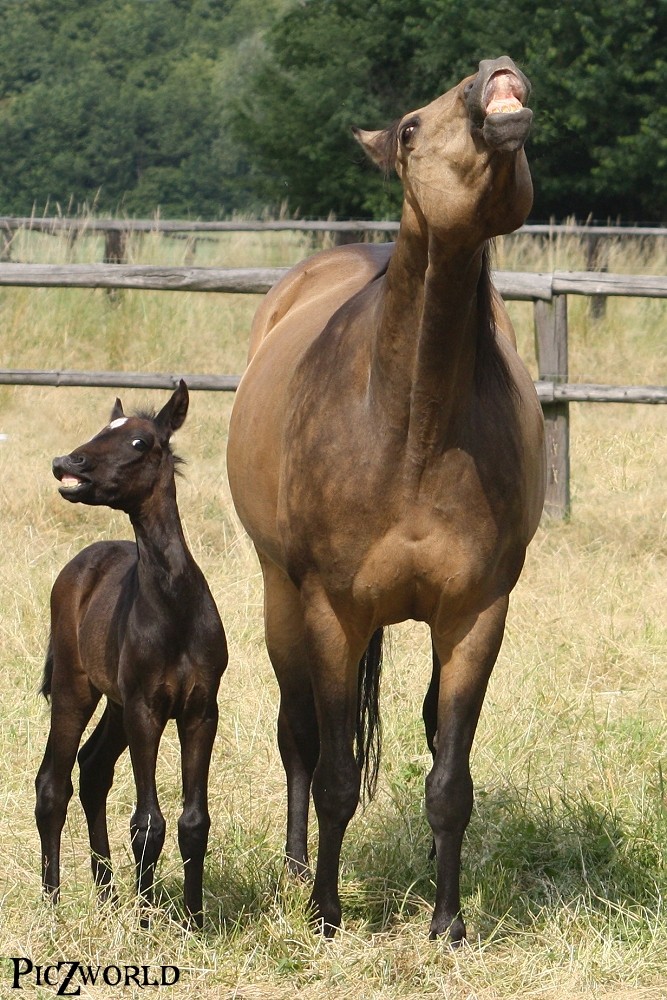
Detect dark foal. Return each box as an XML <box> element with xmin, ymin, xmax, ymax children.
<box><xmin>35</xmin><ymin>381</ymin><xmax>227</xmax><ymax>928</ymax></box>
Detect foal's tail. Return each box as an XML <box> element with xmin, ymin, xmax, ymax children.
<box><xmin>40</xmin><ymin>636</ymin><xmax>53</xmax><ymax>702</ymax></box>
<box><xmin>356</xmin><ymin>627</ymin><xmax>384</xmax><ymax>803</ymax></box>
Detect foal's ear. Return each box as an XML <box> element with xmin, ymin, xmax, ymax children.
<box><xmin>110</xmin><ymin>398</ymin><xmax>124</xmax><ymax>422</ymax></box>
<box><xmin>156</xmin><ymin>379</ymin><xmax>189</xmax><ymax>437</ymax></box>
<box><xmin>352</xmin><ymin>125</ymin><xmax>397</xmax><ymax>174</ymax></box>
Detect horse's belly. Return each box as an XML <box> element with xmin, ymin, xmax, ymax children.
<box><xmin>350</xmin><ymin>520</ymin><xmax>519</xmax><ymax>626</ymax></box>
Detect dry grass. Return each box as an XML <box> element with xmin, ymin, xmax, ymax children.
<box><xmin>0</xmin><ymin>224</ymin><xmax>665</xmax><ymax>998</ymax></box>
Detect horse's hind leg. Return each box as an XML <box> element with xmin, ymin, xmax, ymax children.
<box><xmin>423</xmin><ymin>642</ymin><xmax>441</xmax><ymax>859</ymax></box>
<box><xmin>176</xmin><ymin>698</ymin><xmax>219</xmax><ymax>928</ymax></box>
<box><xmin>262</xmin><ymin>559</ymin><xmax>319</xmax><ymax>879</ymax></box>
<box><xmin>78</xmin><ymin>701</ymin><xmax>128</xmax><ymax>901</ymax></box>
<box><xmin>35</xmin><ymin>686</ymin><xmax>100</xmax><ymax>901</ymax></box>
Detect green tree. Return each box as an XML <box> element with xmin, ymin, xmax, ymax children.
<box><xmin>0</xmin><ymin>0</ymin><xmax>289</xmax><ymax>216</ymax></box>
<box><xmin>235</xmin><ymin>0</ymin><xmax>667</xmax><ymax>221</ymax></box>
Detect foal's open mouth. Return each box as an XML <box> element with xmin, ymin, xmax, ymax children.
<box><xmin>55</xmin><ymin>472</ymin><xmax>92</xmax><ymax>499</ymax></box>
<box><xmin>58</xmin><ymin>474</ymin><xmax>86</xmax><ymax>492</ymax></box>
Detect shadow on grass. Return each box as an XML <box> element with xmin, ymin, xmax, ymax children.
<box><xmin>156</xmin><ymin>772</ymin><xmax>667</xmax><ymax>941</ymax></box>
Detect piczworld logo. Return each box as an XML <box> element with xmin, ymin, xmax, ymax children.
<box><xmin>9</xmin><ymin>958</ymin><xmax>180</xmax><ymax>995</ymax></box>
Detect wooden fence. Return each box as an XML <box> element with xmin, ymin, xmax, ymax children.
<box><xmin>2</xmin><ymin>215</ymin><xmax>667</xmax><ymax>266</ymax></box>
<box><xmin>0</xmin><ymin>242</ymin><xmax>666</xmax><ymax>518</ymax></box>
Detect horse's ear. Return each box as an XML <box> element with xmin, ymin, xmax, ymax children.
<box><xmin>352</xmin><ymin>125</ymin><xmax>397</xmax><ymax>174</ymax></box>
<box><xmin>110</xmin><ymin>398</ymin><xmax>124</xmax><ymax>422</ymax></box>
<box><xmin>156</xmin><ymin>379</ymin><xmax>189</xmax><ymax>437</ymax></box>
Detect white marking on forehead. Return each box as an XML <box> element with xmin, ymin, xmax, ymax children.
<box><xmin>108</xmin><ymin>417</ymin><xmax>128</xmax><ymax>429</ymax></box>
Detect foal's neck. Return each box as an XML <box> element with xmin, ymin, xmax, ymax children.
<box><xmin>129</xmin><ymin>477</ymin><xmax>193</xmax><ymax>599</ymax></box>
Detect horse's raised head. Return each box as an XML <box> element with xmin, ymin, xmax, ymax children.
<box><xmin>353</xmin><ymin>56</ymin><xmax>533</xmax><ymax>244</ymax></box>
<box><xmin>52</xmin><ymin>380</ymin><xmax>189</xmax><ymax>513</ymax></box>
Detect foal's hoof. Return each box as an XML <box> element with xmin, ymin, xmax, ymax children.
<box><xmin>285</xmin><ymin>856</ymin><xmax>311</xmax><ymax>881</ymax></box>
<box><xmin>307</xmin><ymin>896</ymin><xmax>340</xmax><ymax>939</ymax></box>
<box><xmin>183</xmin><ymin>910</ymin><xmax>204</xmax><ymax>932</ymax></box>
<box><xmin>428</xmin><ymin>915</ymin><xmax>467</xmax><ymax>948</ymax></box>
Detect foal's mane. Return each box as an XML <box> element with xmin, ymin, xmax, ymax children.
<box><xmin>134</xmin><ymin>407</ymin><xmax>186</xmax><ymax>473</ymax></box>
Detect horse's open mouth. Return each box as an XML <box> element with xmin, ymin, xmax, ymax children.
<box><xmin>478</xmin><ymin>63</ymin><xmax>532</xmax><ymax>151</ymax></box>
<box><xmin>484</xmin><ymin>70</ymin><xmax>525</xmax><ymax>117</ymax></box>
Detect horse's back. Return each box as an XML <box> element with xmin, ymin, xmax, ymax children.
<box><xmin>247</xmin><ymin>241</ymin><xmax>393</xmax><ymax>361</ymax></box>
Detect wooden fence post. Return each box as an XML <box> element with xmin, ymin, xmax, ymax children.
<box><xmin>103</xmin><ymin>228</ymin><xmax>127</xmax><ymax>264</ymax></box>
<box><xmin>586</xmin><ymin>234</ymin><xmax>608</xmax><ymax>320</ymax></box>
<box><xmin>534</xmin><ymin>294</ymin><xmax>570</xmax><ymax>518</ymax></box>
<box><xmin>1</xmin><ymin>223</ymin><xmax>12</xmax><ymax>262</ymax></box>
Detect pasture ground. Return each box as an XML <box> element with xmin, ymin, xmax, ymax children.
<box><xmin>0</xmin><ymin>226</ymin><xmax>665</xmax><ymax>998</ymax></box>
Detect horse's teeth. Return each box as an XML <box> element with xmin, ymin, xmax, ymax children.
<box><xmin>487</xmin><ymin>98</ymin><xmax>521</xmax><ymax>115</ymax></box>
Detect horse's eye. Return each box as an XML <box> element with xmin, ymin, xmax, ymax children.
<box><xmin>131</xmin><ymin>438</ymin><xmax>149</xmax><ymax>452</ymax></box>
<box><xmin>400</xmin><ymin>120</ymin><xmax>419</xmax><ymax>147</ymax></box>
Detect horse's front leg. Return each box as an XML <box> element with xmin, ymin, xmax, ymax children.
<box><xmin>303</xmin><ymin>591</ymin><xmax>367</xmax><ymax>937</ymax></box>
<box><xmin>175</xmin><ymin>699</ymin><xmax>219</xmax><ymax>928</ymax></box>
<box><xmin>262</xmin><ymin>558</ymin><xmax>320</xmax><ymax>879</ymax></box>
<box><xmin>427</xmin><ymin>596</ymin><xmax>509</xmax><ymax>945</ymax></box>
<box><xmin>124</xmin><ymin>699</ymin><xmax>167</xmax><ymax>926</ymax></box>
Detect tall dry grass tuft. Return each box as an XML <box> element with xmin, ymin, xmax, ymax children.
<box><xmin>0</xmin><ymin>219</ymin><xmax>665</xmax><ymax>998</ymax></box>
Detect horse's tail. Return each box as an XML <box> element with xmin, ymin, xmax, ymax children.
<box><xmin>356</xmin><ymin>627</ymin><xmax>384</xmax><ymax>803</ymax></box>
<box><xmin>40</xmin><ymin>636</ymin><xmax>53</xmax><ymax>702</ymax></box>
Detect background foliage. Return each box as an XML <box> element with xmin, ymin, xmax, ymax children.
<box><xmin>0</xmin><ymin>0</ymin><xmax>665</xmax><ymax>221</ymax></box>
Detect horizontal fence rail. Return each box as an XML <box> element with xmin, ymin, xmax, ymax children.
<box><xmin>1</xmin><ymin>263</ymin><xmax>666</xmax><ymax>300</ymax></box>
<box><xmin>0</xmin><ymin>254</ymin><xmax>665</xmax><ymax>519</ymax></box>
<box><xmin>2</xmin><ymin>216</ymin><xmax>667</xmax><ymax>237</ymax></box>
<box><xmin>2</xmin><ymin>369</ymin><xmax>665</xmax><ymax>406</ymax></box>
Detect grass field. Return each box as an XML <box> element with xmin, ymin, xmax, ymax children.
<box><xmin>0</xmin><ymin>224</ymin><xmax>665</xmax><ymax>999</ymax></box>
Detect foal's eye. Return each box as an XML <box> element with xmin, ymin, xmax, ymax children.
<box><xmin>131</xmin><ymin>438</ymin><xmax>149</xmax><ymax>452</ymax></box>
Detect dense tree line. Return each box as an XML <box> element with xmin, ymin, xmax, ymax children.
<box><xmin>0</xmin><ymin>0</ymin><xmax>665</xmax><ymax>221</ymax></box>
<box><xmin>236</xmin><ymin>0</ymin><xmax>667</xmax><ymax>222</ymax></box>
<box><xmin>0</xmin><ymin>0</ymin><xmax>287</xmax><ymax>217</ymax></box>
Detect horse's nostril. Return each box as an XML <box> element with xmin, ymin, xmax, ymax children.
<box><xmin>71</xmin><ymin>453</ymin><xmax>87</xmax><ymax>466</ymax></box>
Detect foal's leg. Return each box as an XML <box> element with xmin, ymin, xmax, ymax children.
<box><xmin>35</xmin><ymin>684</ymin><xmax>100</xmax><ymax>901</ymax></box>
<box><xmin>78</xmin><ymin>700</ymin><xmax>128</xmax><ymax>901</ymax></box>
<box><xmin>175</xmin><ymin>698</ymin><xmax>218</xmax><ymax>928</ymax></box>
<box><xmin>262</xmin><ymin>559</ymin><xmax>319</xmax><ymax>878</ymax></box>
<box><xmin>427</xmin><ymin>596</ymin><xmax>509</xmax><ymax>944</ymax></box>
<box><xmin>124</xmin><ymin>700</ymin><xmax>168</xmax><ymax>925</ymax></box>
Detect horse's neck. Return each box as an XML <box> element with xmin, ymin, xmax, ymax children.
<box><xmin>130</xmin><ymin>484</ymin><xmax>193</xmax><ymax>604</ymax></box>
<box><xmin>373</xmin><ymin>222</ymin><xmax>485</xmax><ymax>454</ymax></box>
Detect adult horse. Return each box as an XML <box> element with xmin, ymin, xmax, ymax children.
<box><xmin>227</xmin><ymin>56</ymin><xmax>545</xmax><ymax>943</ymax></box>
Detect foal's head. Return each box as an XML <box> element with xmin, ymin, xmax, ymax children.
<box><xmin>52</xmin><ymin>381</ymin><xmax>189</xmax><ymax>514</ymax></box>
